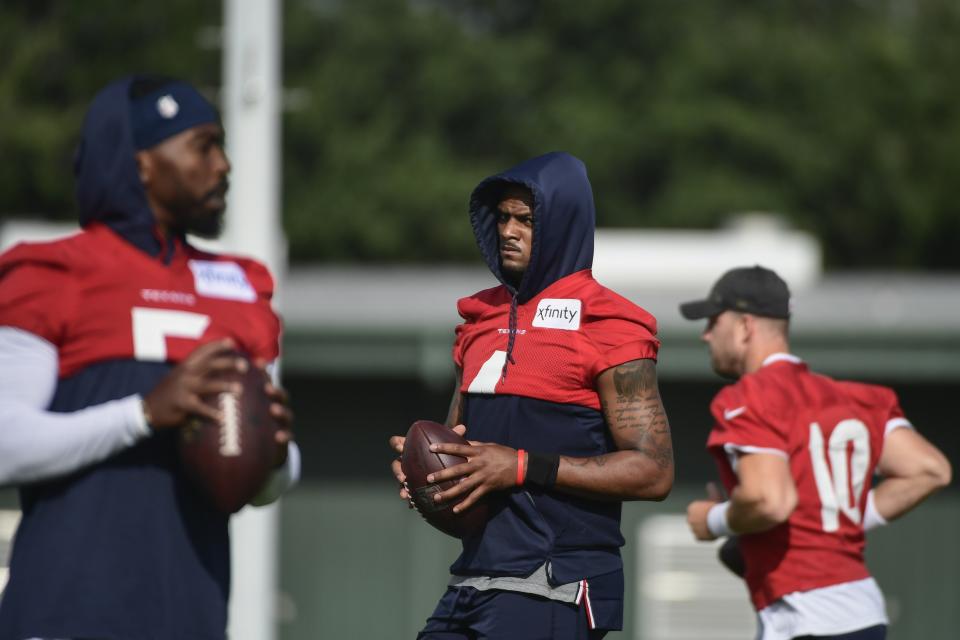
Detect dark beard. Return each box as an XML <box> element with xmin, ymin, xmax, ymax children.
<box><xmin>501</xmin><ymin>265</ymin><xmax>524</xmax><ymax>288</ymax></box>
<box><xmin>166</xmin><ymin>186</ymin><xmax>226</xmax><ymax>238</ymax></box>
<box><xmin>177</xmin><ymin>207</ymin><xmax>224</xmax><ymax>238</ymax></box>
<box><xmin>165</xmin><ymin>206</ymin><xmax>224</xmax><ymax>239</ymax></box>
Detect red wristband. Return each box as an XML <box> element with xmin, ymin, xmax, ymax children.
<box><xmin>516</xmin><ymin>449</ymin><xmax>527</xmax><ymax>486</ymax></box>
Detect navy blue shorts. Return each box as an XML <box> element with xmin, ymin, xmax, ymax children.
<box><xmin>794</xmin><ymin>624</ymin><xmax>887</xmax><ymax>640</ymax></box>
<box><xmin>417</xmin><ymin>586</ymin><xmax>607</xmax><ymax>640</ymax></box>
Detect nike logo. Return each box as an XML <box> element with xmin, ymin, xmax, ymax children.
<box><xmin>724</xmin><ymin>406</ymin><xmax>747</xmax><ymax>420</ymax></box>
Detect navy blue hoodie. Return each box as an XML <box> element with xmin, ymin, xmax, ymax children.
<box><xmin>469</xmin><ymin>151</ymin><xmax>594</xmax><ymax>305</ymax></box>
<box><xmin>450</xmin><ymin>152</ymin><xmax>660</xmax><ymax>630</ymax></box>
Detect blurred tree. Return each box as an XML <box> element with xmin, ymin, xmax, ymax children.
<box><xmin>283</xmin><ymin>0</ymin><xmax>960</xmax><ymax>267</ymax></box>
<box><xmin>3</xmin><ymin>0</ymin><xmax>959</xmax><ymax>268</ymax></box>
<box><xmin>0</xmin><ymin>0</ymin><xmax>219</xmax><ymax>219</ymax></box>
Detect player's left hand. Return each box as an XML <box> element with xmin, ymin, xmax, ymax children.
<box><xmin>687</xmin><ymin>499</ymin><xmax>719</xmax><ymax>541</ymax></box>
<box><xmin>266</xmin><ymin>381</ymin><xmax>294</xmax><ymax>468</ymax></box>
<box><xmin>256</xmin><ymin>359</ymin><xmax>294</xmax><ymax>469</ymax></box>
<box><xmin>426</xmin><ymin>441</ymin><xmax>518</xmax><ymax>513</ymax></box>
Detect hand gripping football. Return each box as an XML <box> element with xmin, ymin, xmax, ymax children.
<box><xmin>401</xmin><ymin>420</ymin><xmax>490</xmax><ymax>539</ymax></box>
<box><xmin>179</xmin><ymin>353</ymin><xmax>279</xmax><ymax>513</ymax></box>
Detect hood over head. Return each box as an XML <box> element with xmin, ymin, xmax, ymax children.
<box><xmin>469</xmin><ymin>151</ymin><xmax>595</xmax><ymax>304</ymax></box>
<box><xmin>73</xmin><ymin>75</ymin><xmax>220</xmax><ymax>256</ymax></box>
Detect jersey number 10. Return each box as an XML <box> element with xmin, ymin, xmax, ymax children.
<box><xmin>808</xmin><ymin>419</ymin><xmax>871</xmax><ymax>532</ymax></box>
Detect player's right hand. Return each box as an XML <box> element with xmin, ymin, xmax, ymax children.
<box><xmin>687</xmin><ymin>482</ymin><xmax>726</xmax><ymax>541</ymax></box>
<box><xmin>687</xmin><ymin>500</ymin><xmax>718</xmax><ymax>540</ymax></box>
<box><xmin>142</xmin><ymin>339</ymin><xmax>246</xmax><ymax>430</ymax></box>
<box><xmin>389</xmin><ymin>435</ymin><xmax>411</xmax><ymax>502</ymax></box>
<box><xmin>389</xmin><ymin>424</ymin><xmax>467</xmax><ymax>504</ymax></box>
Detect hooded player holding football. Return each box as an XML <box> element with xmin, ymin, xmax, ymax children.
<box><xmin>391</xmin><ymin>152</ymin><xmax>674</xmax><ymax>639</ymax></box>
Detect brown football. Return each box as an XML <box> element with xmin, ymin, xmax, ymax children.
<box><xmin>178</xmin><ymin>353</ymin><xmax>278</xmax><ymax>513</ymax></box>
<box><xmin>400</xmin><ymin>420</ymin><xmax>490</xmax><ymax>539</ymax></box>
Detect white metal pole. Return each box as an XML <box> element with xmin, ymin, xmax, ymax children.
<box><xmin>222</xmin><ymin>2</ymin><xmax>285</xmax><ymax>640</ymax></box>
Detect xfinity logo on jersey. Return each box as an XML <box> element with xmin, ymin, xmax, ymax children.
<box><xmin>532</xmin><ymin>298</ymin><xmax>582</xmax><ymax>331</ymax></box>
<box><xmin>188</xmin><ymin>260</ymin><xmax>256</xmax><ymax>302</ymax></box>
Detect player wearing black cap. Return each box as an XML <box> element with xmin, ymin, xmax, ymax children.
<box><xmin>679</xmin><ymin>265</ymin><xmax>791</xmax><ymax>322</ymax></box>
<box><xmin>682</xmin><ymin>266</ymin><xmax>951</xmax><ymax>640</ymax></box>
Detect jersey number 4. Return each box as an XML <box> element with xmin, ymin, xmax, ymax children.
<box><xmin>808</xmin><ymin>419</ymin><xmax>871</xmax><ymax>532</ymax></box>
<box><xmin>131</xmin><ymin>307</ymin><xmax>211</xmax><ymax>361</ymax></box>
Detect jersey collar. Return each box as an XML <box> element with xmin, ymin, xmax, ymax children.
<box><xmin>761</xmin><ymin>352</ymin><xmax>802</xmax><ymax>368</ymax></box>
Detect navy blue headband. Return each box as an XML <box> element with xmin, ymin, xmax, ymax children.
<box><xmin>129</xmin><ymin>81</ymin><xmax>220</xmax><ymax>150</ymax></box>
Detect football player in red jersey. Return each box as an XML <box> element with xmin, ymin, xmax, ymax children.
<box><xmin>682</xmin><ymin>266</ymin><xmax>951</xmax><ymax>640</ymax></box>
<box><xmin>390</xmin><ymin>152</ymin><xmax>674</xmax><ymax>639</ymax></box>
<box><xmin>0</xmin><ymin>76</ymin><xmax>299</xmax><ymax>640</ymax></box>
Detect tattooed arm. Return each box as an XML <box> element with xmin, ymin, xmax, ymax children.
<box><xmin>417</xmin><ymin>360</ymin><xmax>672</xmax><ymax>511</ymax></box>
<box><xmin>555</xmin><ymin>358</ymin><xmax>674</xmax><ymax>501</ymax></box>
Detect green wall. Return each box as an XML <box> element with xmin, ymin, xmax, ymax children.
<box><xmin>277</xmin><ymin>483</ymin><xmax>960</xmax><ymax>639</ymax></box>
<box><xmin>2</xmin><ymin>484</ymin><xmax>956</xmax><ymax>638</ymax></box>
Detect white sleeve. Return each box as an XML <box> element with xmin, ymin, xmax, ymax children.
<box><xmin>249</xmin><ymin>441</ymin><xmax>302</xmax><ymax>506</ymax></box>
<box><xmin>0</xmin><ymin>326</ymin><xmax>151</xmax><ymax>485</ymax></box>
<box><xmin>884</xmin><ymin>416</ymin><xmax>913</xmax><ymax>437</ymax></box>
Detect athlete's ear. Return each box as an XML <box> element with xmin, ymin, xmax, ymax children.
<box><xmin>135</xmin><ymin>150</ymin><xmax>153</xmax><ymax>187</ymax></box>
<box><xmin>739</xmin><ymin>313</ymin><xmax>756</xmax><ymax>343</ymax></box>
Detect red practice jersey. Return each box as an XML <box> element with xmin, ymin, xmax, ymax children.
<box><xmin>454</xmin><ymin>270</ymin><xmax>659</xmax><ymax>409</ymax></box>
<box><xmin>0</xmin><ymin>223</ymin><xmax>280</xmax><ymax>375</ymax></box>
<box><xmin>707</xmin><ymin>355</ymin><xmax>909</xmax><ymax>610</ymax></box>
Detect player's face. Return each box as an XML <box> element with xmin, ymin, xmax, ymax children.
<box><xmin>702</xmin><ymin>311</ymin><xmax>747</xmax><ymax>379</ymax></box>
<box><xmin>496</xmin><ymin>187</ymin><xmax>534</xmax><ymax>279</ymax></box>
<box><xmin>138</xmin><ymin>123</ymin><xmax>231</xmax><ymax>239</ymax></box>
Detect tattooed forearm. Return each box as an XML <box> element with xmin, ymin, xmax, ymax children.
<box><xmin>602</xmin><ymin>360</ymin><xmax>673</xmax><ymax>470</ymax></box>
<box><xmin>562</xmin><ymin>453</ymin><xmax>611</xmax><ymax>468</ymax></box>
<box><xmin>553</xmin><ymin>359</ymin><xmax>674</xmax><ymax>500</ymax></box>
<box><xmin>636</xmin><ymin>433</ymin><xmax>673</xmax><ymax>470</ymax></box>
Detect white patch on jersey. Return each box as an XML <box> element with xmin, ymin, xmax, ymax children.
<box><xmin>131</xmin><ymin>308</ymin><xmax>210</xmax><ymax>361</ymax></box>
<box><xmin>723</xmin><ymin>406</ymin><xmax>747</xmax><ymax>421</ymax></box>
<box><xmin>189</xmin><ymin>260</ymin><xmax>256</xmax><ymax>302</ymax></box>
<box><xmin>467</xmin><ymin>350</ymin><xmax>508</xmax><ymax>394</ymax></box>
<box><xmin>532</xmin><ymin>298</ymin><xmax>582</xmax><ymax>331</ymax></box>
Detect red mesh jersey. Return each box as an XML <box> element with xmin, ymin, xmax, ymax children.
<box><xmin>707</xmin><ymin>357</ymin><xmax>908</xmax><ymax>610</ymax></box>
<box><xmin>454</xmin><ymin>270</ymin><xmax>659</xmax><ymax>409</ymax></box>
<box><xmin>0</xmin><ymin>223</ymin><xmax>280</xmax><ymax>377</ymax></box>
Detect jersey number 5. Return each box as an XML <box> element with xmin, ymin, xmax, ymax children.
<box><xmin>808</xmin><ymin>419</ymin><xmax>871</xmax><ymax>532</ymax></box>
<box><xmin>131</xmin><ymin>307</ymin><xmax>211</xmax><ymax>361</ymax></box>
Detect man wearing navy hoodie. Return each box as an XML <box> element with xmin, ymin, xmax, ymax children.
<box><xmin>391</xmin><ymin>152</ymin><xmax>674</xmax><ymax>639</ymax></box>
<box><xmin>0</xmin><ymin>75</ymin><xmax>300</xmax><ymax>640</ymax></box>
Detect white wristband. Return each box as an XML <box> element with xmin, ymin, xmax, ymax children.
<box><xmin>863</xmin><ymin>489</ymin><xmax>887</xmax><ymax>532</ymax></box>
<box><xmin>707</xmin><ymin>501</ymin><xmax>734</xmax><ymax>538</ymax></box>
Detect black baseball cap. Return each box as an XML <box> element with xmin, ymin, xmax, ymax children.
<box><xmin>679</xmin><ymin>265</ymin><xmax>791</xmax><ymax>320</ymax></box>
